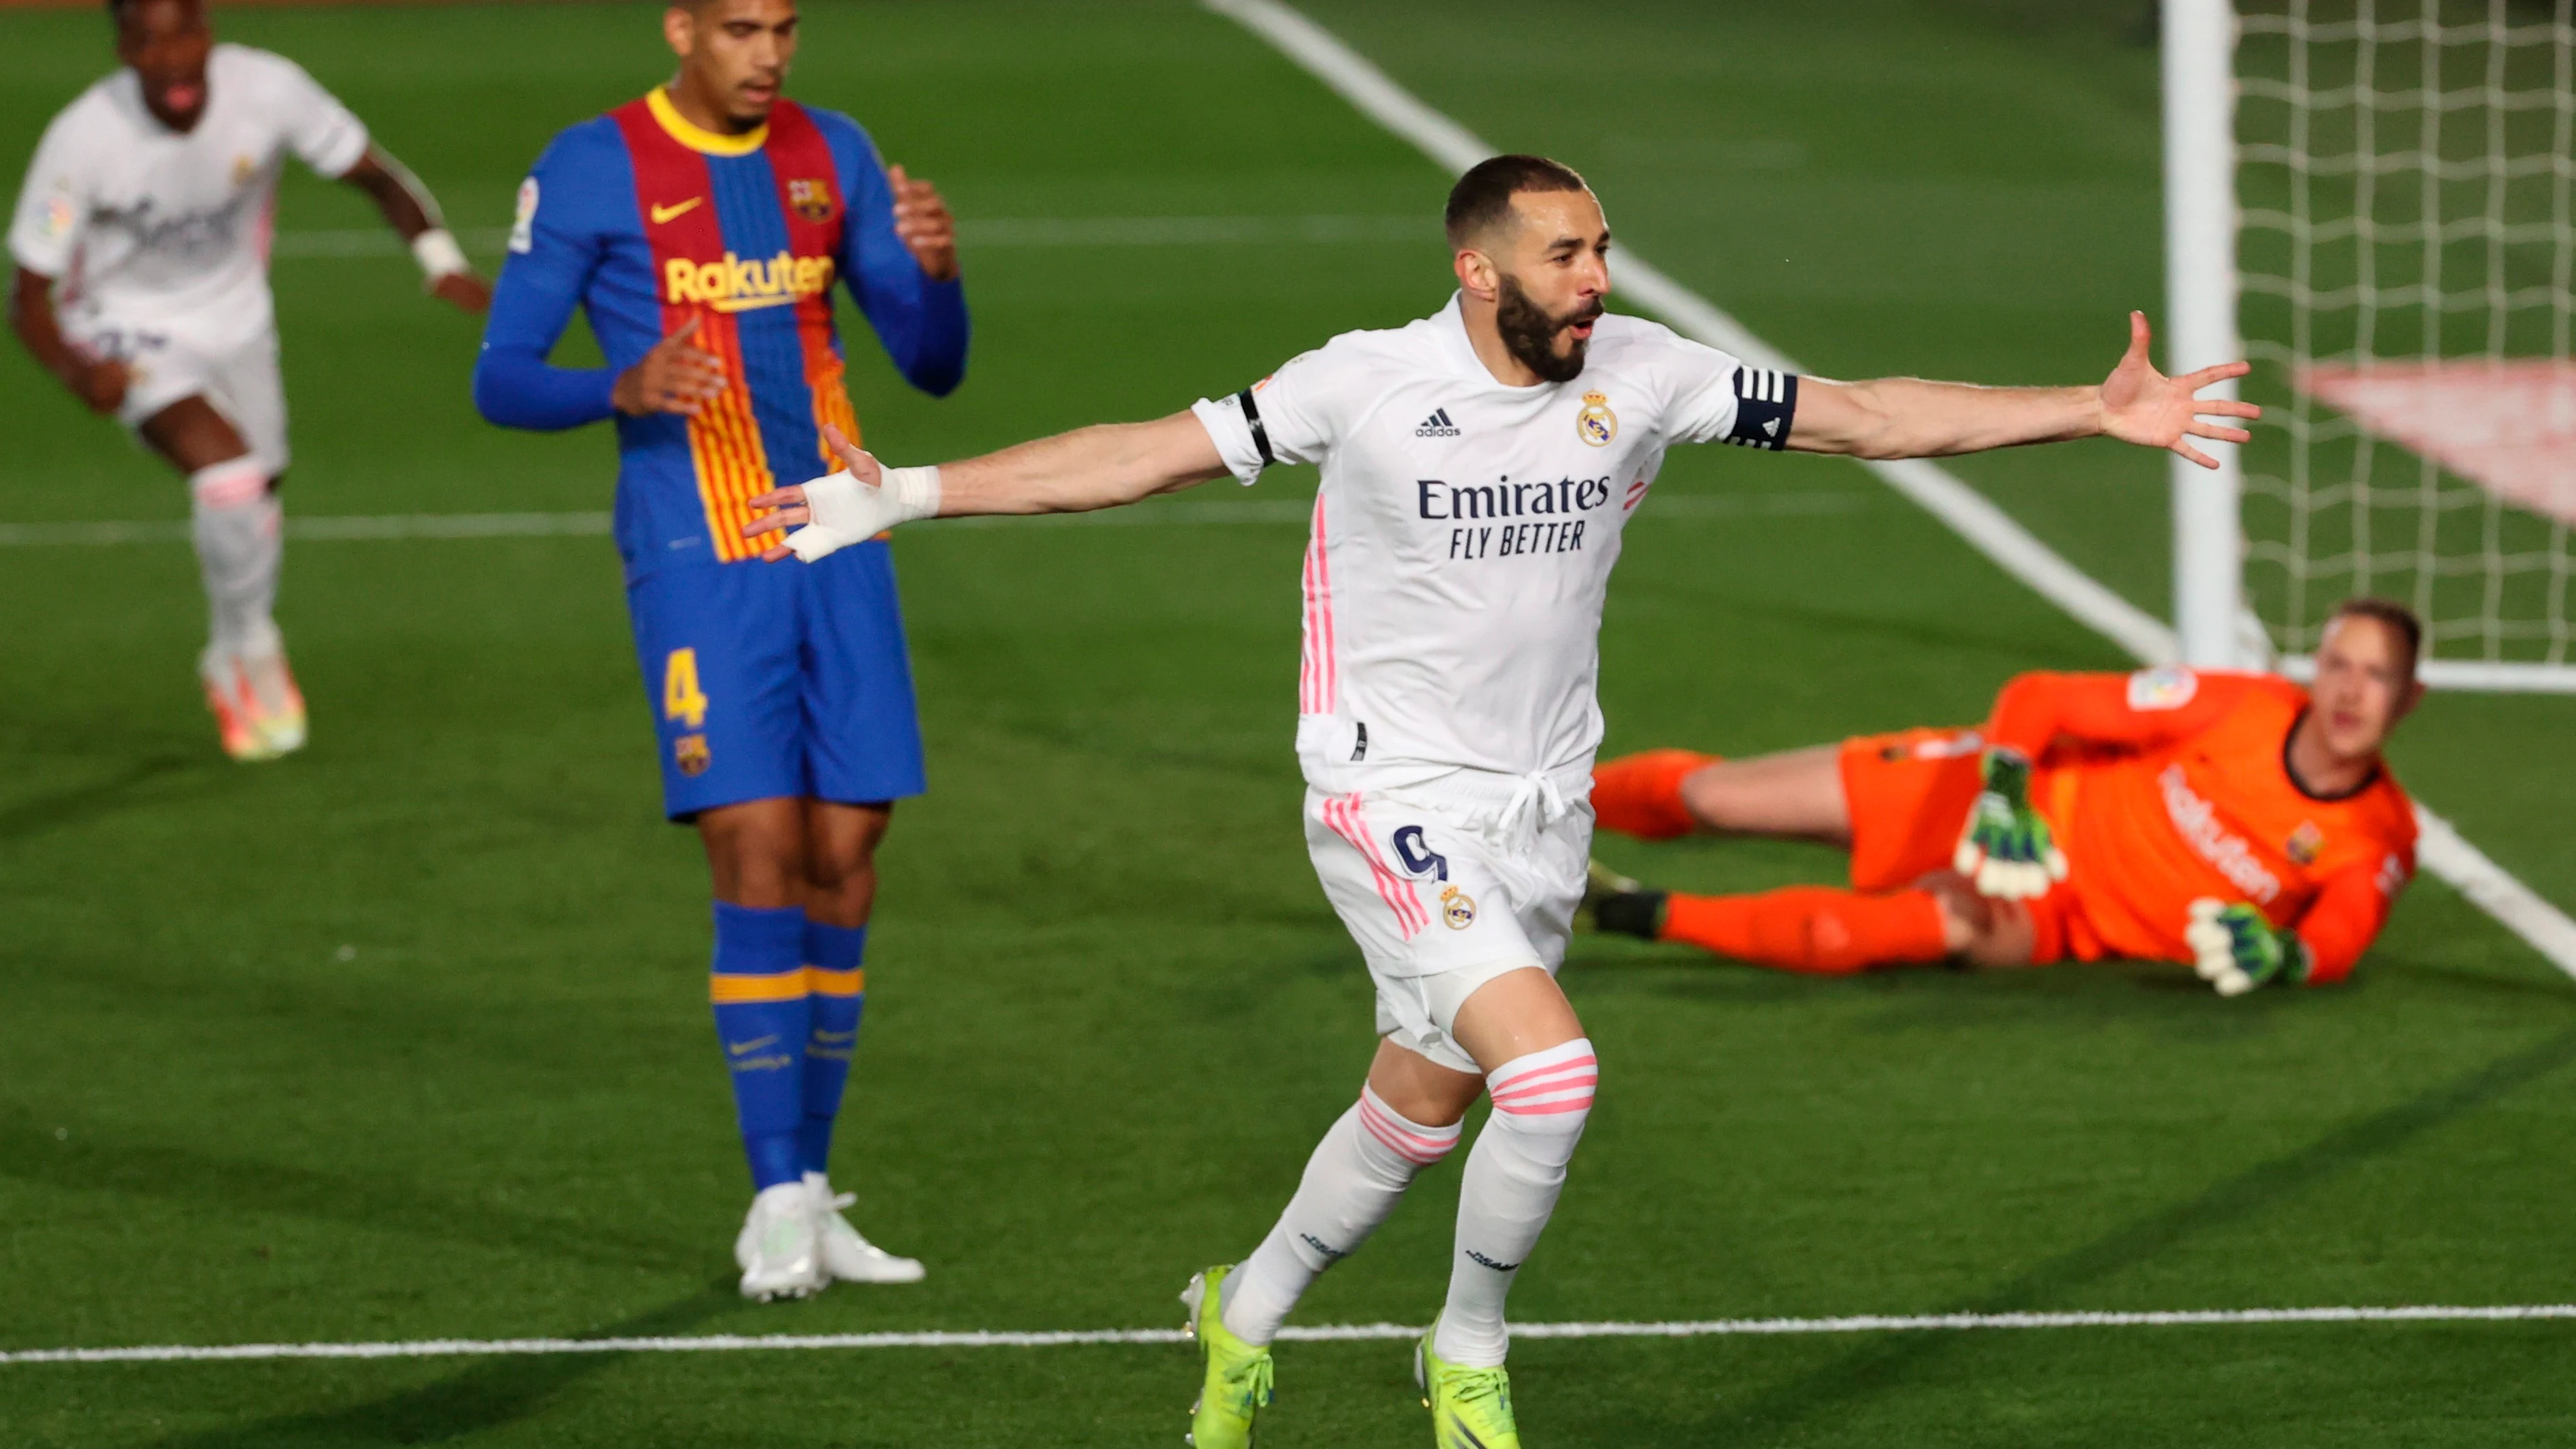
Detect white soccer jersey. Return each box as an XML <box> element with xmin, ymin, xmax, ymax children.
<box><xmin>1193</xmin><ymin>295</ymin><xmax>1798</xmax><ymax>792</ymax></box>
<box><xmin>7</xmin><ymin>44</ymin><xmax>369</xmax><ymax>352</ymax></box>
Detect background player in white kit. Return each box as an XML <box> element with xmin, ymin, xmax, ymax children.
<box><xmin>744</xmin><ymin>155</ymin><xmax>2257</xmax><ymax>1446</ymax></box>
<box><xmin>8</xmin><ymin>0</ymin><xmax>489</xmax><ymax>761</ymax></box>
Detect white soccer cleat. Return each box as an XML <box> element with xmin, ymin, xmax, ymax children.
<box><xmin>735</xmin><ymin>1182</ymin><xmax>827</xmax><ymax>1301</ymax></box>
<box><xmin>805</xmin><ymin>1171</ymin><xmax>925</xmax><ymax>1284</ymax></box>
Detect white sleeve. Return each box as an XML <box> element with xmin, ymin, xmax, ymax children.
<box><xmin>8</xmin><ymin>112</ymin><xmax>87</xmax><ymax>278</ymax></box>
<box><xmin>1662</xmin><ymin>335</ymin><xmax>1800</xmax><ymax>451</ymax></box>
<box><xmin>259</xmin><ymin>52</ymin><xmax>371</xmax><ymax>179</ymax></box>
<box><xmin>1187</xmin><ymin>339</ymin><xmax>1368</xmax><ymax>486</ymax></box>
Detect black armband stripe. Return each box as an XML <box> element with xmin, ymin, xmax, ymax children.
<box><xmin>1724</xmin><ymin>367</ymin><xmax>1798</xmax><ymax>450</ymax></box>
<box><xmin>1236</xmin><ymin>387</ymin><xmax>1276</xmax><ymax>467</ymax></box>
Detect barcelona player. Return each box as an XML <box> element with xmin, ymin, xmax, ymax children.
<box><xmin>1586</xmin><ymin>599</ymin><xmax>2423</xmax><ymax>994</ymax></box>
<box><xmin>471</xmin><ymin>0</ymin><xmax>967</xmax><ymax>1299</ymax></box>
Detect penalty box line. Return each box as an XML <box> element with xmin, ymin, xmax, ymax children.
<box><xmin>6</xmin><ymin>1304</ymin><xmax>2573</xmax><ymax>1366</ymax></box>
<box><xmin>1198</xmin><ymin>0</ymin><xmax>2576</xmax><ymax>983</ymax></box>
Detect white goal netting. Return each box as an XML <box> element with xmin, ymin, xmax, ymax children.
<box><xmin>2233</xmin><ymin>0</ymin><xmax>2576</xmax><ymax>675</ymax></box>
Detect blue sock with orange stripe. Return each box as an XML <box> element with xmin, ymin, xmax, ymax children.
<box><xmin>709</xmin><ymin>902</ymin><xmax>810</xmax><ymax>1190</ymax></box>
<box><xmin>798</xmin><ymin>921</ymin><xmax>867</xmax><ymax>1176</ymax></box>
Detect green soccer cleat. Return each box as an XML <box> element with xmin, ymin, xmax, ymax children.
<box><xmin>1415</xmin><ymin>1317</ymin><xmax>1521</xmax><ymax>1449</ymax></box>
<box><xmin>1181</xmin><ymin>1265</ymin><xmax>1273</xmax><ymax>1448</ymax></box>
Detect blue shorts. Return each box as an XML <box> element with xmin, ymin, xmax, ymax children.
<box><xmin>625</xmin><ymin>542</ymin><xmax>926</xmax><ymax>820</ymax></box>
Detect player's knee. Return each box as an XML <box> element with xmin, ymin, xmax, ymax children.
<box><xmin>805</xmin><ymin>802</ymin><xmax>892</xmax><ymax>892</ymax></box>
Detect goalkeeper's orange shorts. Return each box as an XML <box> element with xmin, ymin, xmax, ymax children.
<box><xmin>1837</xmin><ymin>729</ymin><xmax>1988</xmax><ymax>891</ymax></box>
<box><xmin>1836</xmin><ymin>727</ymin><xmax>2090</xmax><ymax>965</ymax></box>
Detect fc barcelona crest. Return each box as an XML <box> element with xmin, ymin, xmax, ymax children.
<box><xmin>787</xmin><ymin>177</ymin><xmax>836</xmax><ymax>224</ymax></box>
<box><xmin>674</xmin><ymin>733</ymin><xmax>712</xmax><ymax>777</ymax></box>
<box><xmin>1576</xmin><ymin>391</ymin><xmax>1618</xmax><ymax>447</ymax></box>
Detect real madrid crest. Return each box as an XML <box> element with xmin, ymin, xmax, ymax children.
<box><xmin>787</xmin><ymin>177</ymin><xmax>836</xmax><ymax>224</ymax></box>
<box><xmin>231</xmin><ymin>154</ymin><xmax>257</xmax><ymax>187</ymax></box>
<box><xmin>1576</xmin><ymin>391</ymin><xmax>1617</xmax><ymax>447</ymax></box>
<box><xmin>1439</xmin><ymin>885</ymin><xmax>1477</xmax><ymax>930</ymax></box>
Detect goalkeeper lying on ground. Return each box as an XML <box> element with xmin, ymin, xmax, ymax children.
<box><xmin>1584</xmin><ymin>599</ymin><xmax>2425</xmax><ymax>995</ymax></box>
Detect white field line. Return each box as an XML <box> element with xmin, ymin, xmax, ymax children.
<box><xmin>1204</xmin><ymin>0</ymin><xmax>2576</xmax><ymax>984</ymax></box>
<box><xmin>6</xmin><ymin>1303</ymin><xmax>2571</xmax><ymax>1365</ymax></box>
<box><xmin>0</xmin><ymin>491</ymin><xmax>1863</xmax><ymax>548</ymax></box>
<box><xmin>267</xmin><ymin>216</ymin><xmax>1433</xmax><ymax>260</ymax></box>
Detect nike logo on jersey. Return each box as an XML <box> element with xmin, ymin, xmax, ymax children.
<box><xmin>650</xmin><ymin>196</ymin><xmax>705</xmax><ymax>224</ymax></box>
<box><xmin>1415</xmin><ymin>407</ymin><xmax>1461</xmax><ymax>438</ymax></box>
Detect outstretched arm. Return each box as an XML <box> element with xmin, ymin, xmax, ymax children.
<box><xmin>339</xmin><ymin>146</ymin><xmax>490</xmax><ymax>314</ymax></box>
<box><xmin>742</xmin><ymin>413</ymin><xmax>1228</xmax><ymax>561</ymax></box>
<box><xmin>1788</xmin><ymin>312</ymin><xmax>2257</xmax><ymax>467</ymax></box>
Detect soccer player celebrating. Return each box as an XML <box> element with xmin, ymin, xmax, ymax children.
<box><xmin>747</xmin><ymin>156</ymin><xmax>2250</xmax><ymax>1444</ymax></box>
<box><xmin>8</xmin><ymin>0</ymin><xmax>490</xmax><ymax>761</ymax></box>
<box><xmin>1588</xmin><ymin>599</ymin><xmax>2423</xmax><ymax>995</ymax></box>
<box><xmin>472</xmin><ymin>0</ymin><xmax>965</xmax><ymax>1301</ymax></box>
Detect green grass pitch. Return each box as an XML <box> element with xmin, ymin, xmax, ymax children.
<box><xmin>3</xmin><ymin>1</ymin><xmax>2573</xmax><ymax>1444</ymax></box>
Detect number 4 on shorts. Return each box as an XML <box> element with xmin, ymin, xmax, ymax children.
<box><xmin>664</xmin><ymin>647</ymin><xmax>709</xmax><ymax>730</ymax></box>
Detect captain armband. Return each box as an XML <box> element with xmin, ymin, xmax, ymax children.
<box><xmin>1724</xmin><ymin>367</ymin><xmax>1798</xmax><ymax>450</ymax></box>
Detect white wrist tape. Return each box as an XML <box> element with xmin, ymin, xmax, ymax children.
<box><xmin>410</xmin><ymin>229</ymin><xmax>470</xmax><ymax>282</ymax></box>
<box><xmin>783</xmin><ymin>465</ymin><xmax>942</xmax><ymax>562</ymax></box>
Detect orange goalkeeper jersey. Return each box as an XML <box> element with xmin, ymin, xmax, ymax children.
<box><xmin>1990</xmin><ymin>668</ymin><xmax>2417</xmax><ymax>983</ymax></box>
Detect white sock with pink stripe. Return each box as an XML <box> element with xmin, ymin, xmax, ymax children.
<box><xmin>1218</xmin><ymin>1083</ymin><xmax>1461</xmax><ymax>1346</ymax></box>
<box><xmin>188</xmin><ymin>459</ymin><xmax>282</xmax><ymax>666</ymax></box>
<box><xmin>1434</xmin><ymin>1036</ymin><xmax>1598</xmax><ymax>1368</ymax></box>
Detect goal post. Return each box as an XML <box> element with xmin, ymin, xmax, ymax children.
<box><xmin>2166</xmin><ymin>0</ymin><xmax>2576</xmax><ymax>691</ymax></box>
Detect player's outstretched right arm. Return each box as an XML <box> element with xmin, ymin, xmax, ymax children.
<box><xmin>744</xmin><ymin>414</ymin><xmax>1231</xmax><ymax>562</ymax></box>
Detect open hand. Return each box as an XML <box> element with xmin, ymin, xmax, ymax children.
<box><xmin>431</xmin><ymin>271</ymin><xmax>494</xmax><ymax>314</ymax></box>
<box><xmin>888</xmin><ymin>164</ymin><xmax>958</xmax><ymax>283</ymax></box>
<box><xmin>612</xmin><ymin>316</ymin><xmax>726</xmax><ymax>417</ymax></box>
<box><xmin>2099</xmin><ymin>311</ymin><xmax>2260</xmax><ymax>469</ymax></box>
<box><xmin>745</xmin><ymin>423</ymin><xmax>884</xmax><ymax>562</ymax></box>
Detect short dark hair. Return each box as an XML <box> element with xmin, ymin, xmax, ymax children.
<box><xmin>1445</xmin><ymin>155</ymin><xmax>1589</xmax><ymax>250</ymax></box>
<box><xmin>2327</xmin><ymin>597</ymin><xmax>2424</xmax><ymax>678</ymax></box>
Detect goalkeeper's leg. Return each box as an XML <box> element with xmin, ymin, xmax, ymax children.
<box><xmin>1592</xmin><ymin>744</ymin><xmax>1850</xmax><ymax>843</ymax></box>
<box><xmin>1594</xmin><ymin>879</ymin><xmax>2039</xmax><ymax>974</ymax></box>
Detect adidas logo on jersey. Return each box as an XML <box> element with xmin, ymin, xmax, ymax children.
<box><xmin>1415</xmin><ymin>408</ymin><xmax>1461</xmax><ymax>438</ymax></box>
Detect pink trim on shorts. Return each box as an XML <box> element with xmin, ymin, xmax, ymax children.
<box><xmin>1322</xmin><ymin>792</ymin><xmax>1425</xmax><ymax>938</ymax></box>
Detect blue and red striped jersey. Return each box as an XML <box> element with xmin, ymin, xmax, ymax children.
<box><xmin>474</xmin><ymin>88</ymin><xmax>967</xmax><ymax>580</ymax></box>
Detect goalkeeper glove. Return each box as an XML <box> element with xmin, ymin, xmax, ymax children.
<box><xmin>1952</xmin><ymin>748</ymin><xmax>2068</xmax><ymax>900</ymax></box>
<box><xmin>781</xmin><ymin>464</ymin><xmax>941</xmax><ymax>562</ymax></box>
<box><xmin>2184</xmin><ymin>899</ymin><xmax>2312</xmax><ymax>997</ymax></box>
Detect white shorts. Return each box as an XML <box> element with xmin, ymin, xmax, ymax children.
<box><xmin>77</xmin><ymin>322</ymin><xmax>289</xmax><ymax>479</ymax></box>
<box><xmin>1303</xmin><ymin>773</ymin><xmax>1592</xmax><ymax>1075</ymax></box>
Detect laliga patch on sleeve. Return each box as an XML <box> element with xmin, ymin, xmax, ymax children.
<box><xmin>508</xmin><ymin>177</ymin><xmax>539</xmax><ymax>254</ymax></box>
<box><xmin>41</xmin><ymin>193</ymin><xmax>75</xmax><ymax>239</ymax></box>
<box><xmin>2127</xmin><ymin>665</ymin><xmax>2200</xmax><ymax>711</ymax></box>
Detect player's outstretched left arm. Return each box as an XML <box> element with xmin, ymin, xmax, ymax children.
<box><xmin>339</xmin><ymin>146</ymin><xmax>491</xmax><ymax>315</ymax></box>
<box><xmin>743</xmin><ymin>416</ymin><xmax>1232</xmax><ymax>562</ymax></box>
<box><xmin>1787</xmin><ymin>311</ymin><xmax>2258</xmax><ymax>468</ymax></box>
